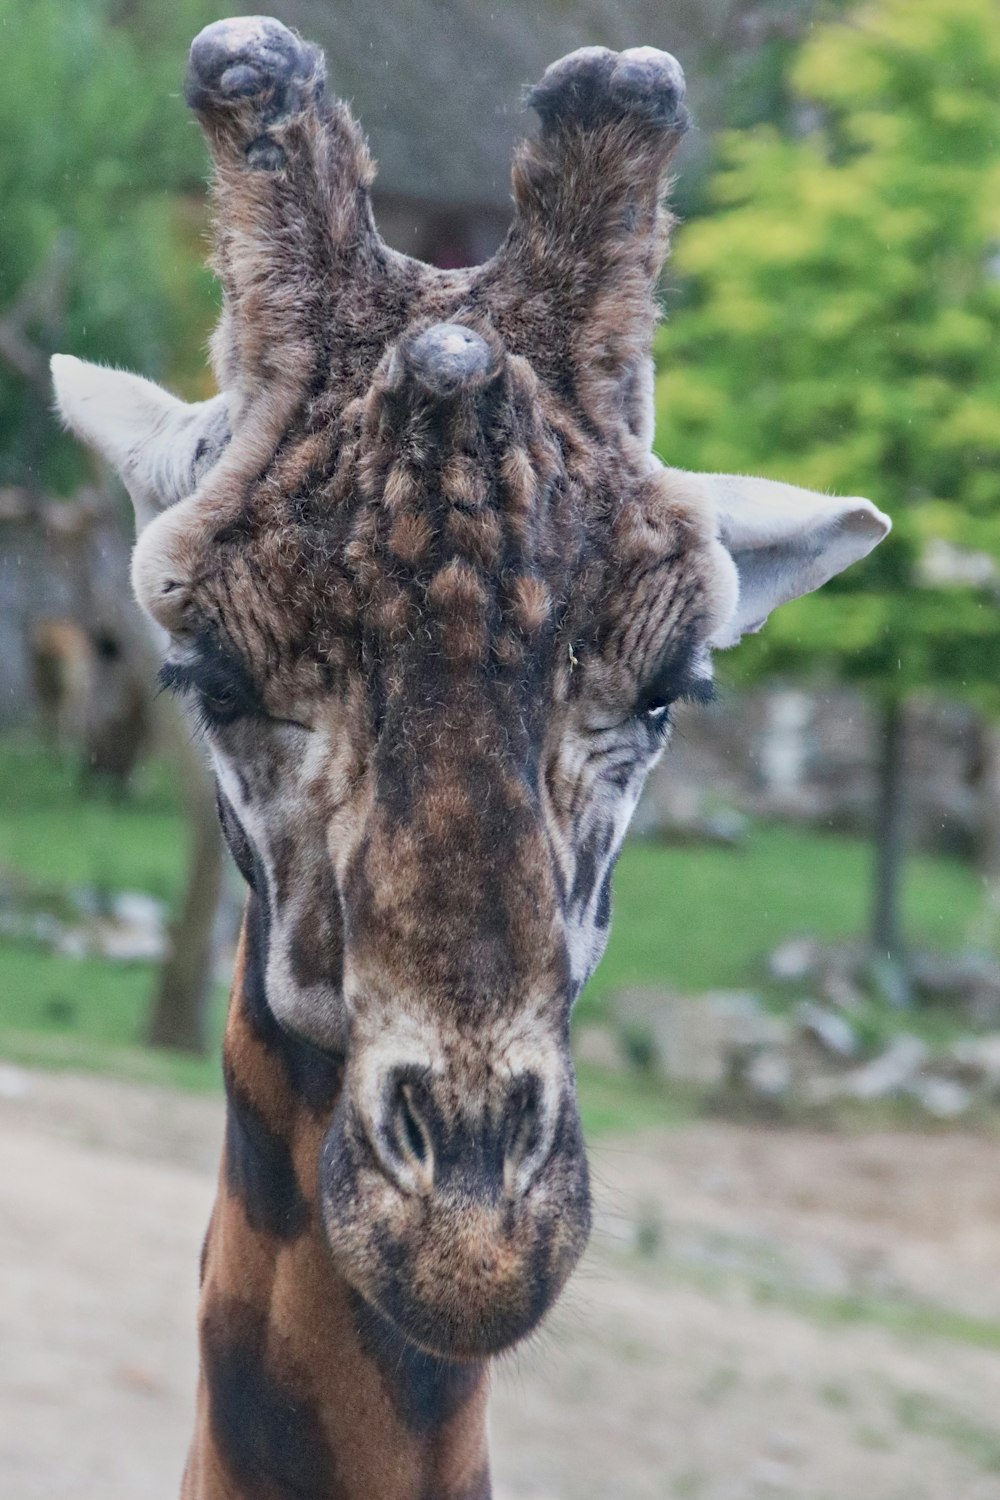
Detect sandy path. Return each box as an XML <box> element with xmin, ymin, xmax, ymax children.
<box><xmin>2</xmin><ymin>1069</ymin><xmax>999</xmax><ymax>1500</ymax></box>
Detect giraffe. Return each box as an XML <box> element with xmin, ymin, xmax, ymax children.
<box><xmin>51</xmin><ymin>16</ymin><xmax>890</xmax><ymax>1499</ymax></box>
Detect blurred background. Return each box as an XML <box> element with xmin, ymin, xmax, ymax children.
<box><xmin>2</xmin><ymin>1</ymin><xmax>1000</xmax><ymax>1497</ymax></box>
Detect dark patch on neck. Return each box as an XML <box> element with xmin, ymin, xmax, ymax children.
<box><xmin>241</xmin><ymin>889</ymin><xmax>344</xmax><ymax>1117</ymax></box>
<box><xmin>349</xmin><ymin>1290</ymin><xmax>484</xmax><ymax>1438</ymax></box>
<box><xmin>202</xmin><ymin>1296</ymin><xmax>340</xmax><ymax>1500</ymax></box>
<box><xmin>223</xmin><ymin>1066</ymin><xmax>310</xmax><ymax>1240</ymax></box>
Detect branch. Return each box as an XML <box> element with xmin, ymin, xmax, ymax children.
<box><xmin>0</xmin><ymin>231</ymin><xmax>75</xmax><ymax>397</ymax></box>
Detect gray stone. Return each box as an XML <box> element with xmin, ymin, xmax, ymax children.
<box><xmin>611</xmin><ymin>988</ymin><xmax>778</xmax><ymax>1087</ymax></box>
<box><xmin>908</xmin><ymin>1075</ymin><xmax>973</xmax><ymax>1120</ymax></box>
<box><xmin>768</xmin><ymin>936</ymin><xmax>821</xmax><ymax>984</ymax></box>
<box><xmin>946</xmin><ymin>1034</ymin><xmax>1000</xmax><ymax>1091</ymax></box>
<box><xmin>819</xmin><ymin>971</ymin><xmax>866</xmax><ymax>1014</ymax></box>
<box><xmin>910</xmin><ymin>949</ymin><xmax>1000</xmax><ymax>1024</ymax></box>
<box><xmin>744</xmin><ymin>1049</ymin><xmax>793</xmax><ymax>1101</ymax></box>
<box><xmin>0</xmin><ymin>1064</ymin><xmax>32</xmax><ymax>1101</ymax></box>
<box><xmin>572</xmin><ymin>1023</ymin><xmax>624</xmax><ymax>1072</ymax></box>
<box><xmin>796</xmin><ymin>1000</ymin><xmax>858</xmax><ymax>1059</ymax></box>
<box><xmin>840</xmin><ymin>1034</ymin><xmax>929</xmax><ymax>1101</ymax></box>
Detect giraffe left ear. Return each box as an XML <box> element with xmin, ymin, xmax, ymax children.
<box><xmin>51</xmin><ymin>355</ymin><xmax>230</xmax><ymax>532</ymax></box>
<box><xmin>681</xmin><ymin>470</ymin><xmax>891</xmax><ymax>648</ymax></box>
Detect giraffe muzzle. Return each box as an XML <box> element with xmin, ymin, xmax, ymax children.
<box><xmin>318</xmin><ymin>1049</ymin><xmax>591</xmax><ymax>1358</ymax></box>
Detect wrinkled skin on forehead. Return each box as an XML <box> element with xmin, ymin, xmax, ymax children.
<box><xmin>52</xmin><ymin>16</ymin><xmax>888</xmax><ymax>1466</ymax></box>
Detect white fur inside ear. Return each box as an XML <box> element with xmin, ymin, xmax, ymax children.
<box><xmin>683</xmin><ymin>471</ymin><xmax>891</xmax><ymax>648</ymax></box>
<box><xmin>50</xmin><ymin>354</ymin><xmax>229</xmax><ymax>532</ymax></box>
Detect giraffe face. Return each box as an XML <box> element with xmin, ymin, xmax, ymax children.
<box><xmin>52</xmin><ymin>16</ymin><xmax>889</xmax><ymax>1360</ymax></box>
<box><xmin>149</xmin><ymin>322</ymin><xmax>729</xmax><ymax>1355</ymax></box>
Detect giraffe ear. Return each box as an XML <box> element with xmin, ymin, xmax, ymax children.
<box><xmin>687</xmin><ymin>471</ymin><xmax>891</xmax><ymax>648</ymax></box>
<box><xmin>51</xmin><ymin>355</ymin><xmax>230</xmax><ymax>533</ymax></box>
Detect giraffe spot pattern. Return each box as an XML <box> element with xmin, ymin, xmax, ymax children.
<box><xmin>202</xmin><ymin>1295</ymin><xmax>341</xmax><ymax>1500</ymax></box>
<box><xmin>223</xmin><ymin>1071</ymin><xmax>311</xmax><ymax>1240</ymax></box>
<box><xmin>349</xmin><ymin>1291</ymin><xmax>484</xmax><ymax>1437</ymax></box>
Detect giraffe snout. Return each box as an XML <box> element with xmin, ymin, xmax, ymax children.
<box><xmin>319</xmin><ymin>1040</ymin><xmax>591</xmax><ymax>1358</ymax></box>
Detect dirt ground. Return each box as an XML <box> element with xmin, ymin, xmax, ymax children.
<box><xmin>2</xmin><ymin>1068</ymin><xmax>1000</xmax><ymax>1500</ymax></box>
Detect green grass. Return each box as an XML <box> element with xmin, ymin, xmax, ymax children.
<box><xmin>0</xmin><ymin>738</ymin><xmax>184</xmax><ymax>898</ymax></box>
<box><xmin>0</xmin><ymin>732</ymin><xmax>992</xmax><ymax>1127</ymax></box>
<box><xmin>0</xmin><ymin>944</ymin><xmax>224</xmax><ymax>1091</ymax></box>
<box><xmin>580</xmin><ymin>825</ymin><xmax>986</xmax><ymax>1021</ymax></box>
<box><xmin>575</xmin><ymin>1063</ymin><xmax>700</xmax><ymax>1135</ymax></box>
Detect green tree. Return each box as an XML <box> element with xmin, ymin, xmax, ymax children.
<box><xmin>0</xmin><ymin>0</ymin><xmax>218</xmax><ymax>491</ymax></box>
<box><xmin>656</xmin><ymin>0</ymin><xmax>1000</xmax><ymax>975</ymax></box>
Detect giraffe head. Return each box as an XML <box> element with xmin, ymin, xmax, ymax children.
<box><xmin>52</xmin><ymin>17</ymin><xmax>888</xmax><ymax>1360</ymax></box>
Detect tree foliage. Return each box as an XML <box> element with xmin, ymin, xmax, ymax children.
<box><xmin>0</xmin><ymin>0</ymin><xmax>219</xmax><ymax>491</ymax></box>
<box><xmin>656</xmin><ymin>0</ymin><xmax>1000</xmax><ymax>710</ymax></box>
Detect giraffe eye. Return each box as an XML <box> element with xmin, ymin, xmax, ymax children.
<box><xmin>202</xmin><ymin>684</ymin><xmax>238</xmax><ymax>717</ymax></box>
<box><xmin>636</xmin><ymin>695</ymin><xmax>674</xmax><ymax>738</ymax></box>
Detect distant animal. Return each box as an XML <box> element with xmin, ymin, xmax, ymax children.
<box><xmin>30</xmin><ymin>617</ymin><xmax>149</xmax><ymax>793</ymax></box>
<box><xmin>30</xmin><ymin>617</ymin><xmax>92</xmax><ymax>754</ymax></box>
<box><xmin>52</xmin><ymin>16</ymin><xmax>889</xmax><ymax>1498</ymax></box>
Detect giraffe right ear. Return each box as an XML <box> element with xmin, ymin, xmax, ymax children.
<box><xmin>51</xmin><ymin>355</ymin><xmax>230</xmax><ymax>533</ymax></box>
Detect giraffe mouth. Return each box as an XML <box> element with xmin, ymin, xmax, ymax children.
<box><xmin>329</xmin><ymin>1209</ymin><xmax>590</xmax><ymax>1361</ymax></box>
<box><xmin>318</xmin><ymin>1094</ymin><xmax>592</xmax><ymax>1359</ymax></box>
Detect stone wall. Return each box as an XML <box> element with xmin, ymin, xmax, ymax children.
<box><xmin>637</xmin><ymin>684</ymin><xmax>986</xmax><ymax>858</ymax></box>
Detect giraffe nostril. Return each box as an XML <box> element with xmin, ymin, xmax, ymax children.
<box><xmin>397</xmin><ymin>1084</ymin><xmax>430</xmax><ymax>1164</ymax></box>
<box><xmin>380</xmin><ymin>1079</ymin><xmax>434</xmax><ymax>1192</ymax></box>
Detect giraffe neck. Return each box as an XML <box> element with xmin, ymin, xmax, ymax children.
<box><xmin>184</xmin><ymin>898</ymin><xmax>491</xmax><ymax>1500</ymax></box>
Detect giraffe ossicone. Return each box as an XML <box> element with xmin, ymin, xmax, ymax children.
<box><xmin>52</xmin><ymin>15</ymin><xmax>889</xmax><ymax>1497</ymax></box>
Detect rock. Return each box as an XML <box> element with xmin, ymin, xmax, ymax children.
<box><xmin>610</xmin><ymin>988</ymin><xmax>779</xmax><ymax>1087</ymax></box>
<box><xmin>749</xmin><ymin>1457</ymin><xmax>795</xmax><ymax>1491</ymax></box>
<box><xmin>638</xmin><ymin>806</ymin><xmax>748</xmax><ymax>847</ymax></box>
<box><xmin>768</xmin><ymin>936</ymin><xmax>821</xmax><ymax>984</ymax></box>
<box><xmin>630</xmin><ymin>775</ymin><xmax>747</xmax><ymax>847</ymax></box>
<box><xmin>744</xmin><ymin>1049</ymin><xmax>793</xmax><ymax>1101</ymax></box>
<box><xmin>819</xmin><ymin>971</ymin><xmax>866</xmax><ymax>1014</ymax></box>
<box><xmin>948</xmin><ymin>1033</ymin><xmax>1000</xmax><ymax>1090</ymax></box>
<box><xmin>868</xmin><ymin>954</ymin><xmax>913</xmax><ymax>1010</ymax></box>
<box><xmin>52</xmin><ymin>928</ymin><xmax>89</xmax><ymax>960</ymax></box>
<box><xmin>765</xmin><ymin>1429</ymin><xmax>804</xmax><ymax>1462</ymax></box>
<box><xmin>0</xmin><ymin>1064</ymin><xmax>31</xmax><ymax>1101</ymax></box>
<box><xmin>795</xmin><ymin>1000</ymin><xmax>858</xmax><ymax>1059</ymax></box>
<box><xmin>572</xmin><ymin>1023</ymin><xmax>623</xmax><ymax>1072</ymax></box>
<box><xmin>910</xmin><ymin>949</ymin><xmax>1000</xmax><ymax>1025</ymax></box>
<box><xmin>908</xmin><ymin>1075</ymin><xmax>973</xmax><ymax>1120</ymax></box>
<box><xmin>111</xmin><ymin>890</ymin><xmax>165</xmax><ymax>928</ymax></box>
<box><xmin>841</xmin><ymin>1034</ymin><xmax>929</xmax><ymax>1101</ymax></box>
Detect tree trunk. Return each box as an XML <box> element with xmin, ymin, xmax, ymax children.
<box><xmin>146</xmin><ymin>731</ymin><xmax>224</xmax><ymax>1054</ymax></box>
<box><xmin>870</xmin><ymin>694</ymin><xmax>908</xmax><ymax>982</ymax></box>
